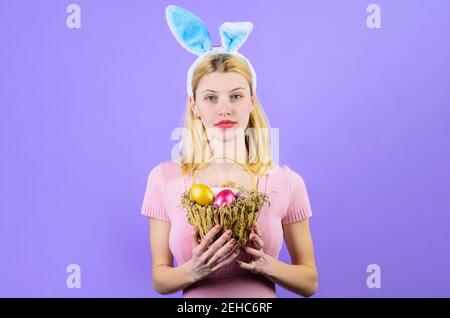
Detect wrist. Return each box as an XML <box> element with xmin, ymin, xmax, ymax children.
<box><xmin>180</xmin><ymin>259</ymin><xmax>199</xmax><ymax>285</ymax></box>
<box><xmin>262</xmin><ymin>254</ymin><xmax>278</xmax><ymax>281</ymax></box>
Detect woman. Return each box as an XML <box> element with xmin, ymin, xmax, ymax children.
<box><xmin>140</xmin><ymin>5</ymin><xmax>318</xmax><ymax>298</ymax></box>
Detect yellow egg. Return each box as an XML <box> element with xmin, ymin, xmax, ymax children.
<box><xmin>189</xmin><ymin>184</ymin><xmax>214</xmax><ymax>205</ymax></box>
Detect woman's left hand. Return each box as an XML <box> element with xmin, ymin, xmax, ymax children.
<box><xmin>236</xmin><ymin>223</ymin><xmax>275</xmax><ymax>276</ymax></box>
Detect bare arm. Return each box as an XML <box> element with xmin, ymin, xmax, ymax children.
<box><xmin>149</xmin><ymin>218</ymin><xmax>194</xmax><ymax>294</ymax></box>
<box><xmin>149</xmin><ymin>219</ymin><xmax>239</xmax><ymax>295</ymax></box>
<box><xmin>238</xmin><ymin>220</ymin><xmax>318</xmax><ymax>297</ymax></box>
<box><xmin>269</xmin><ymin>218</ymin><xmax>318</xmax><ymax>297</ymax></box>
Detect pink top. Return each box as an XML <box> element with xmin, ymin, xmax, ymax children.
<box><xmin>140</xmin><ymin>160</ymin><xmax>313</xmax><ymax>298</ymax></box>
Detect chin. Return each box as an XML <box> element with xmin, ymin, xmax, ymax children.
<box><xmin>220</xmin><ymin>133</ymin><xmax>237</xmax><ymax>142</ymax></box>
<box><xmin>206</xmin><ymin>127</ymin><xmax>239</xmax><ymax>143</ymax></box>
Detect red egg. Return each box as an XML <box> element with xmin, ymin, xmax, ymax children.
<box><xmin>213</xmin><ymin>189</ymin><xmax>236</xmax><ymax>208</ymax></box>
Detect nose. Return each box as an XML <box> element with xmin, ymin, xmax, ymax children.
<box><xmin>218</xmin><ymin>99</ymin><xmax>232</xmax><ymax>116</ymax></box>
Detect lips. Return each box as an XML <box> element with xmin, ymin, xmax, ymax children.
<box><xmin>215</xmin><ymin>120</ymin><xmax>237</xmax><ymax>129</ymax></box>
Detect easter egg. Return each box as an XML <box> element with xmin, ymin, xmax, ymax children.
<box><xmin>211</xmin><ymin>186</ymin><xmax>239</xmax><ymax>196</ymax></box>
<box><xmin>189</xmin><ymin>184</ymin><xmax>214</xmax><ymax>205</ymax></box>
<box><xmin>213</xmin><ymin>189</ymin><xmax>236</xmax><ymax>208</ymax></box>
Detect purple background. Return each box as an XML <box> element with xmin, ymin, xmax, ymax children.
<box><xmin>1</xmin><ymin>0</ymin><xmax>449</xmax><ymax>297</ymax></box>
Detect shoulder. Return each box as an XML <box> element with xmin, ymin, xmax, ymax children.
<box><xmin>265</xmin><ymin>164</ymin><xmax>308</xmax><ymax>194</ymax></box>
<box><xmin>265</xmin><ymin>164</ymin><xmax>306</xmax><ymax>182</ymax></box>
<box><xmin>152</xmin><ymin>160</ymin><xmax>184</xmax><ymax>180</ymax></box>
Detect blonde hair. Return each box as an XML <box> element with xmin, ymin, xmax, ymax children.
<box><xmin>179</xmin><ymin>53</ymin><xmax>273</xmax><ymax>176</ymax></box>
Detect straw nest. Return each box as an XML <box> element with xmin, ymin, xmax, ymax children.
<box><xmin>181</xmin><ymin>185</ymin><xmax>269</xmax><ymax>246</ymax></box>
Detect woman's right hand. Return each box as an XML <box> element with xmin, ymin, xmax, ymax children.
<box><xmin>184</xmin><ymin>224</ymin><xmax>240</xmax><ymax>283</ymax></box>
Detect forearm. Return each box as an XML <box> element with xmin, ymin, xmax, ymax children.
<box><xmin>152</xmin><ymin>261</ymin><xmax>196</xmax><ymax>295</ymax></box>
<box><xmin>264</xmin><ymin>257</ymin><xmax>318</xmax><ymax>297</ymax></box>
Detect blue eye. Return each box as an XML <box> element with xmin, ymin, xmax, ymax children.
<box><xmin>205</xmin><ymin>95</ymin><xmax>217</xmax><ymax>102</ymax></box>
<box><xmin>231</xmin><ymin>94</ymin><xmax>242</xmax><ymax>101</ymax></box>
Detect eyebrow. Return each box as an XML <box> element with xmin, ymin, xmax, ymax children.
<box><xmin>201</xmin><ymin>87</ymin><xmax>246</xmax><ymax>94</ymax></box>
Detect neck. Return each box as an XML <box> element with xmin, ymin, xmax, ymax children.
<box><xmin>208</xmin><ymin>133</ymin><xmax>248</xmax><ymax>165</ymax></box>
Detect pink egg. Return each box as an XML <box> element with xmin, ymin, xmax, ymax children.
<box><xmin>213</xmin><ymin>189</ymin><xmax>236</xmax><ymax>208</ymax></box>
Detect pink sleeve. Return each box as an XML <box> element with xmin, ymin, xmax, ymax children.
<box><xmin>282</xmin><ymin>167</ymin><xmax>313</xmax><ymax>224</ymax></box>
<box><xmin>140</xmin><ymin>164</ymin><xmax>170</xmax><ymax>222</ymax></box>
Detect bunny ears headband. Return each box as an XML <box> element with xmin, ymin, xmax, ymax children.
<box><xmin>165</xmin><ymin>5</ymin><xmax>257</xmax><ymax>97</ymax></box>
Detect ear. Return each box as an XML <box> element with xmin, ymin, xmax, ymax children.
<box><xmin>165</xmin><ymin>5</ymin><xmax>212</xmax><ymax>56</ymax></box>
<box><xmin>219</xmin><ymin>22</ymin><xmax>254</xmax><ymax>53</ymax></box>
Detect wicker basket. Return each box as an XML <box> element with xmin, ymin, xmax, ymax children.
<box><xmin>181</xmin><ymin>157</ymin><xmax>269</xmax><ymax>246</ymax></box>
